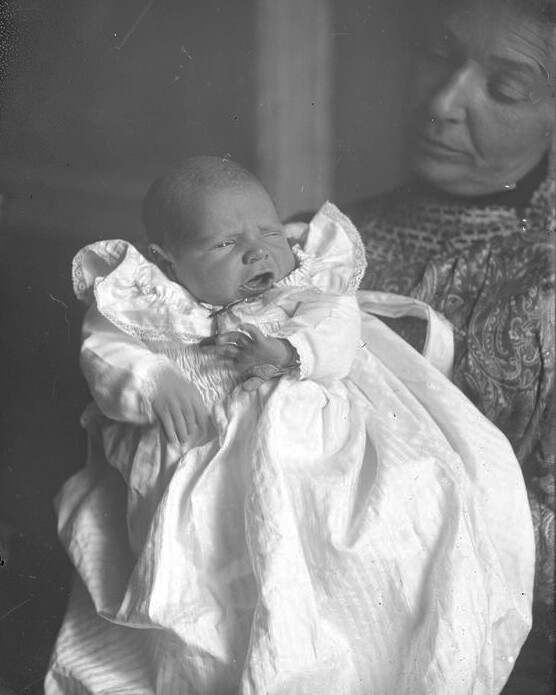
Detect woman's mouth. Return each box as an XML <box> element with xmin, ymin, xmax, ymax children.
<box><xmin>240</xmin><ymin>271</ymin><xmax>275</xmax><ymax>296</ymax></box>
<box><xmin>417</xmin><ymin>135</ymin><xmax>469</xmax><ymax>159</ymax></box>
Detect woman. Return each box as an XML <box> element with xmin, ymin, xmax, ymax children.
<box><xmin>347</xmin><ymin>0</ymin><xmax>554</xmax><ymax>679</ymax></box>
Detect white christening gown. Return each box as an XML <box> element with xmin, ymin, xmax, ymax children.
<box><xmin>45</xmin><ymin>203</ymin><xmax>534</xmax><ymax>695</ymax></box>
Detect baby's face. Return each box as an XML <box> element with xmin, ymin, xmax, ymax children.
<box><xmin>171</xmin><ymin>183</ymin><xmax>296</xmax><ymax>306</ymax></box>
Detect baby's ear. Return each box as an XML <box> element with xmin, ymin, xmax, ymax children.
<box><xmin>148</xmin><ymin>243</ymin><xmax>169</xmax><ymax>264</ymax></box>
<box><xmin>148</xmin><ymin>244</ymin><xmax>177</xmax><ymax>280</ymax></box>
<box><xmin>284</xmin><ymin>221</ymin><xmax>309</xmax><ymax>248</ymax></box>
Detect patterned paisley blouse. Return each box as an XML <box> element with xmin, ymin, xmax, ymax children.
<box><xmin>346</xmin><ymin>165</ymin><xmax>555</xmax><ymax>640</ymax></box>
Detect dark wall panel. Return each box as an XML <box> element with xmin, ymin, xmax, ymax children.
<box><xmin>332</xmin><ymin>0</ymin><xmax>409</xmax><ymax>205</ymax></box>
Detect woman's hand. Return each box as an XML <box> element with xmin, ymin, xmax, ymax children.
<box><xmin>214</xmin><ymin>324</ymin><xmax>298</xmax><ymax>389</ymax></box>
<box><xmin>151</xmin><ymin>370</ymin><xmax>207</xmax><ymax>446</ymax></box>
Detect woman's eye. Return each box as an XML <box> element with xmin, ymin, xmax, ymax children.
<box><xmin>263</xmin><ymin>229</ymin><xmax>283</xmax><ymax>238</ymax></box>
<box><xmin>488</xmin><ymin>75</ymin><xmax>530</xmax><ymax>103</ymax></box>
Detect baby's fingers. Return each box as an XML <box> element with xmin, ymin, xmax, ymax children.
<box><xmin>156</xmin><ymin>405</ymin><xmax>183</xmax><ymax>445</ymax></box>
<box><xmin>216</xmin><ymin>330</ymin><xmax>252</xmax><ymax>348</ymax></box>
<box><xmin>180</xmin><ymin>390</ymin><xmax>209</xmax><ymax>443</ymax></box>
<box><xmin>156</xmin><ymin>399</ymin><xmax>195</xmax><ymax>446</ymax></box>
<box><xmin>242</xmin><ymin>376</ymin><xmax>265</xmax><ymax>391</ymax></box>
<box><xmin>214</xmin><ymin>331</ymin><xmax>252</xmax><ymax>359</ymax></box>
<box><xmin>169</xmin><ymin>399</ymin><xmax>192</xmax><ymax>445</ymax></box>
<box><xmin>214</xmin><ymin>342</ymin><xmax>241</xmax><ymax>359</ymax></box>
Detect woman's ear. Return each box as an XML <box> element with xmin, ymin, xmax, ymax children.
<box><xmin>148</xmin><ymin>244</ymin><xmax>178</xmax><ymax>281</ymax></box>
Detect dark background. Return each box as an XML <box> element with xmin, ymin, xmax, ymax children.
<box><xmin>0</xmin><ymin>2</ymin><xmax>407</xmax><ymax>690</ymax></box>
<box><xmin>0</xmin><ymin>0</ymin><xmax>407</xmax><ymax>237</ymax></box>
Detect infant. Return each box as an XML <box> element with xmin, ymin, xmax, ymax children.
<box><xmin>142</xmin><ymin>156</ymin><xmax>305</xmax><ymax>439</ymax></box>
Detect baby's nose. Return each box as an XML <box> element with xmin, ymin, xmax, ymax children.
<box><xmin>243</xmin><ymin>245</ymin><xmax>268</xmax><ymax>264</ymax></box>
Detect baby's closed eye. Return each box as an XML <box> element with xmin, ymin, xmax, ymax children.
<box><xmin>213</xmin><ymin>239</ymin><xmax>235</xmax><ymax>249</ymax></box>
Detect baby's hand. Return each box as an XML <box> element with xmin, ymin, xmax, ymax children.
<box><xmin>151</xmin><ymin>370</ymin><xmax>207</xmax><ymax>446</ymax></box>
<box><xmin>215</xmin><ymin>324</ymin><xmax>297</xmax><ymax>382</ymax></box>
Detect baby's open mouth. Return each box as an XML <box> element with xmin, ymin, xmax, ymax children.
<box><xmin>240</xmin><ymin>271</ymin><xmax>275</xmax><ymax>295</ymax></box>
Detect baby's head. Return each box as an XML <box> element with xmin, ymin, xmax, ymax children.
<box><xmin>143</xmin><ymin>156</ymin><xmax>295</xmax><ymax>307</ymax></box>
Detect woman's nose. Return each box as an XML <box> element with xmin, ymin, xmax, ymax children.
<box><xmin>242</xmin><ymin>244</ymin><xmax>268</xmax><ymax>264</ymax></box>
<box><xmin>428</xmin><ymin>61</ymin><xmax>477</xmax><ymax>123</ymax></box>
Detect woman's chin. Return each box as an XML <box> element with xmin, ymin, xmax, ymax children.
<box><xmin>411</xmin><ymin>156</ymin><xmax>483</xmax><ymax>197</ymax></box>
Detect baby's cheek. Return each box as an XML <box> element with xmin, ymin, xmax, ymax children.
<box><xmin>276</xmin><ymin>246</ymin><xmax>296</xmax><ymax>279</ymax></box>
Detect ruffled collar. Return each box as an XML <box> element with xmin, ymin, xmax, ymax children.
<box><xmin>72</xmin><ymin>201</ymin><xmax>366</xmax><ymax>345</ymax></box>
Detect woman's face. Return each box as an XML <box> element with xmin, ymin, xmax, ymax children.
<box><xmin>408</xmin><ymin>1</ymin><xmax>555</xmax><ymax>195</ymax></box>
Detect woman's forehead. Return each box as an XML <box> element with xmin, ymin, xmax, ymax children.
<box><xmin>425</xmin><ymin>2</ymin><xmax>553</xmax><ymax>71</ymax></box>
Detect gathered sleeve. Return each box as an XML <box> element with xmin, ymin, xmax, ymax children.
<box><xmin>272</xmin><ymin>292</ymin><xmax>361</xmax><ymax>381</ymax></box>
<box><xmin>80</xmin><ymin>304</ymin><xmax>181</xmax><ymax>424</ymax></box>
